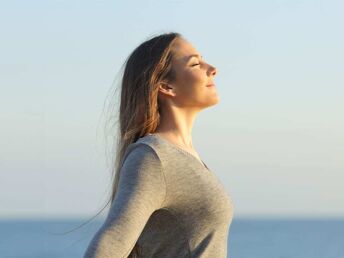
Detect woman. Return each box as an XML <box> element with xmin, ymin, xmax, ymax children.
<box><xmin>83</xmin><ymin>32</ymin><xmax>234</xmax><ymax>258</ymax></box>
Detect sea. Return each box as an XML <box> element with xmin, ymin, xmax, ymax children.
<box><xmin>0</xmin><ymin>217</ymin><xmax>343</xmax><ymax>258</ymax></box>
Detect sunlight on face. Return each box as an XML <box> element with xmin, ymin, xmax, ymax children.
<box><xmin>169</xmin><ymin>37</ymin><xmax>219</xmax><ymax>110</ymax></box>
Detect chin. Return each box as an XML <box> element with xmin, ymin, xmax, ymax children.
<box><xmin>212</xmin><ymin>95</ymin><xmax>220</xmax><ymax>105</ymax></box>
<box><xmin>204</xmin><ymin>96</ymin><xmax>220</xmax><ymax>109</ymax></box>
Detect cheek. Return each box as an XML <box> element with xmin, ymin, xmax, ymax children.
<box><xmin>174</xmin><ymin>68</ymin><xmax>207</xmax><ymax>99</ymax></box>
<box><xmin>182</xmin><ymin>70</ymin><xmax>206</xmax><ymax>88</ymax></box>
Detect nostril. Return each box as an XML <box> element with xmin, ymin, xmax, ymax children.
<box><xmin>211</xmin><ymin>65</ymin><xmax>217</xmax><ymax>74</ymax></box>
<box><xmin>213</xmin><ymin>67</ymin><xmax>217</xmax><ymax>76</ymax></box>
<box><xmin>208</xmin><ymin>65</ymin><xmax>217</xmax><ymax>76</ymax></box>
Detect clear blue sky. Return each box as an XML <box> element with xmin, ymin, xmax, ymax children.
<box><xmin>1</xmin><ymin>0</ymin><xmax>343</xmax><ymax>219</ymax></box>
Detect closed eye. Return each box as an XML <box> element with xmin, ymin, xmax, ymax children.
<box><xmin>191</xmin><ymin>63</ymin><xmax>200</xmax><ymax>67</ymax></box>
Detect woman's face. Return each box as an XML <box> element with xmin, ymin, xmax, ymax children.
<box><xmin>161</xmin><ymin>37</ymin><xmax>219</xmax><ymax>110</ymax></box>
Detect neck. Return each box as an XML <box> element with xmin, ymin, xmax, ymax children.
<box><xmin>153</xmin><ymin>106</ymin><xmax>198</xmax><ymax>149</ymax></box>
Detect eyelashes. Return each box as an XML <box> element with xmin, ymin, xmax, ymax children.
<box><xmin>191</xmin><ymin>63</ymin><xmax>200</xmax><ymax>67</ymax></box>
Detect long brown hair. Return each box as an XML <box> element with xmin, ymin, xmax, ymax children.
<box><xmin>109</xmin><ymin>31</ymin><xmax>181</xmax><ymax>257</ymax></box>
<box><xmin>56</xmin><ymin>32</ymin><xmax>182</xmax><ymax>257</ymax></box>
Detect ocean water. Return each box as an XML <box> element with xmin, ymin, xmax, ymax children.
<box><xmin>0</xmin><ymin>217</ymin><xmax>343</xmax><ymax>258</ymax></box>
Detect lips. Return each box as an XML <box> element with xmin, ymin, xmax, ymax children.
<box><xmin>206</xmin><ymin>83</ymin><xmax>215</xmax><ymax>87</ymax></box>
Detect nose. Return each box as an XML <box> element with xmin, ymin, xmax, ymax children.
<box><xmin>212</xmin><ymin>66</ymin><xmax>217</xmax><ymax>76</ymax></box>
<box><xmin>208</xmin><ymin>64</ymin><xmax>217</xmax><ymax>76</ymax></box>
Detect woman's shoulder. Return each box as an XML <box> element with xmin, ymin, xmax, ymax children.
<box><xmin>123</xmin><ymin>135</ymin><xmax>162</xmax><ymax>164</ymax></box>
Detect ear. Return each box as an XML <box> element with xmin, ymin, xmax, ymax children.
<box><xmin>158</xmin><ymin>82</ymin><xmax>176</xmax><ymax>97</ymax></box>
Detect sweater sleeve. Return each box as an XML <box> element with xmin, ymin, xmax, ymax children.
<box><xmin>83</xmin><ymin>143</ymin><xmax>166</xmax><ymax>258</ymax></box>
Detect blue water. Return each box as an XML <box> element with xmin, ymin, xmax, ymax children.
<box><xmin>0</xmin><ymin>217</ymin><xmax>343</xmax><ymax>258</ymax></box>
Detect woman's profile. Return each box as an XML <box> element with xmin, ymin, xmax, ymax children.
<box><xmin>83</xmin><ymin>32</ymin><xmax>234</xmax><ymax>258</ymax></box>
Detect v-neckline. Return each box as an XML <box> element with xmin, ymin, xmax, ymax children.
<box><xmin>147</xmin><ymin>134</ymin><xmax>211</xmax><ymax>171</ymax></box>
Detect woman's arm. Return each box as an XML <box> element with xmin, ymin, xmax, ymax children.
<box><xmin>83</xmin><ymin>144</ymin><xmax>166</xmax><ymax>258</ymax></box>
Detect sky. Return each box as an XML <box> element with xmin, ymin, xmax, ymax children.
<box><xmin>0</xmin><ymin>0</ymin><xmax>343</xmax><ymax>219</ymax></box>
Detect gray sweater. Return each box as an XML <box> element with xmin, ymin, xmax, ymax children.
<box><xmin>83</xmin><ymin>134</ymin><xmax>234</xmax><ymax>258</ymax></box>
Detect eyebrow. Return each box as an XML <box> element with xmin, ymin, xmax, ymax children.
<box><xmin>187</xmin><ymin>54</ymin><xmax>203</xmax><ymax>62</ymax></box>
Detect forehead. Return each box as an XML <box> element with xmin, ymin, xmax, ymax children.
<box><xmin>172</xmin><ymin>38</ymin><xmax>201</xmax><ymax>63</ymax></box>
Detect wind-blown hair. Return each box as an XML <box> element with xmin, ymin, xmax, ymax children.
<box><xmin>59</xmin><ymin>32</ymin><xmax>182</xmax><ymax>258</ymax></box>
<box><xmin>106</xmin><ymin>32</ymin><xmax>181</xmax><ymax>257</ymax></box>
